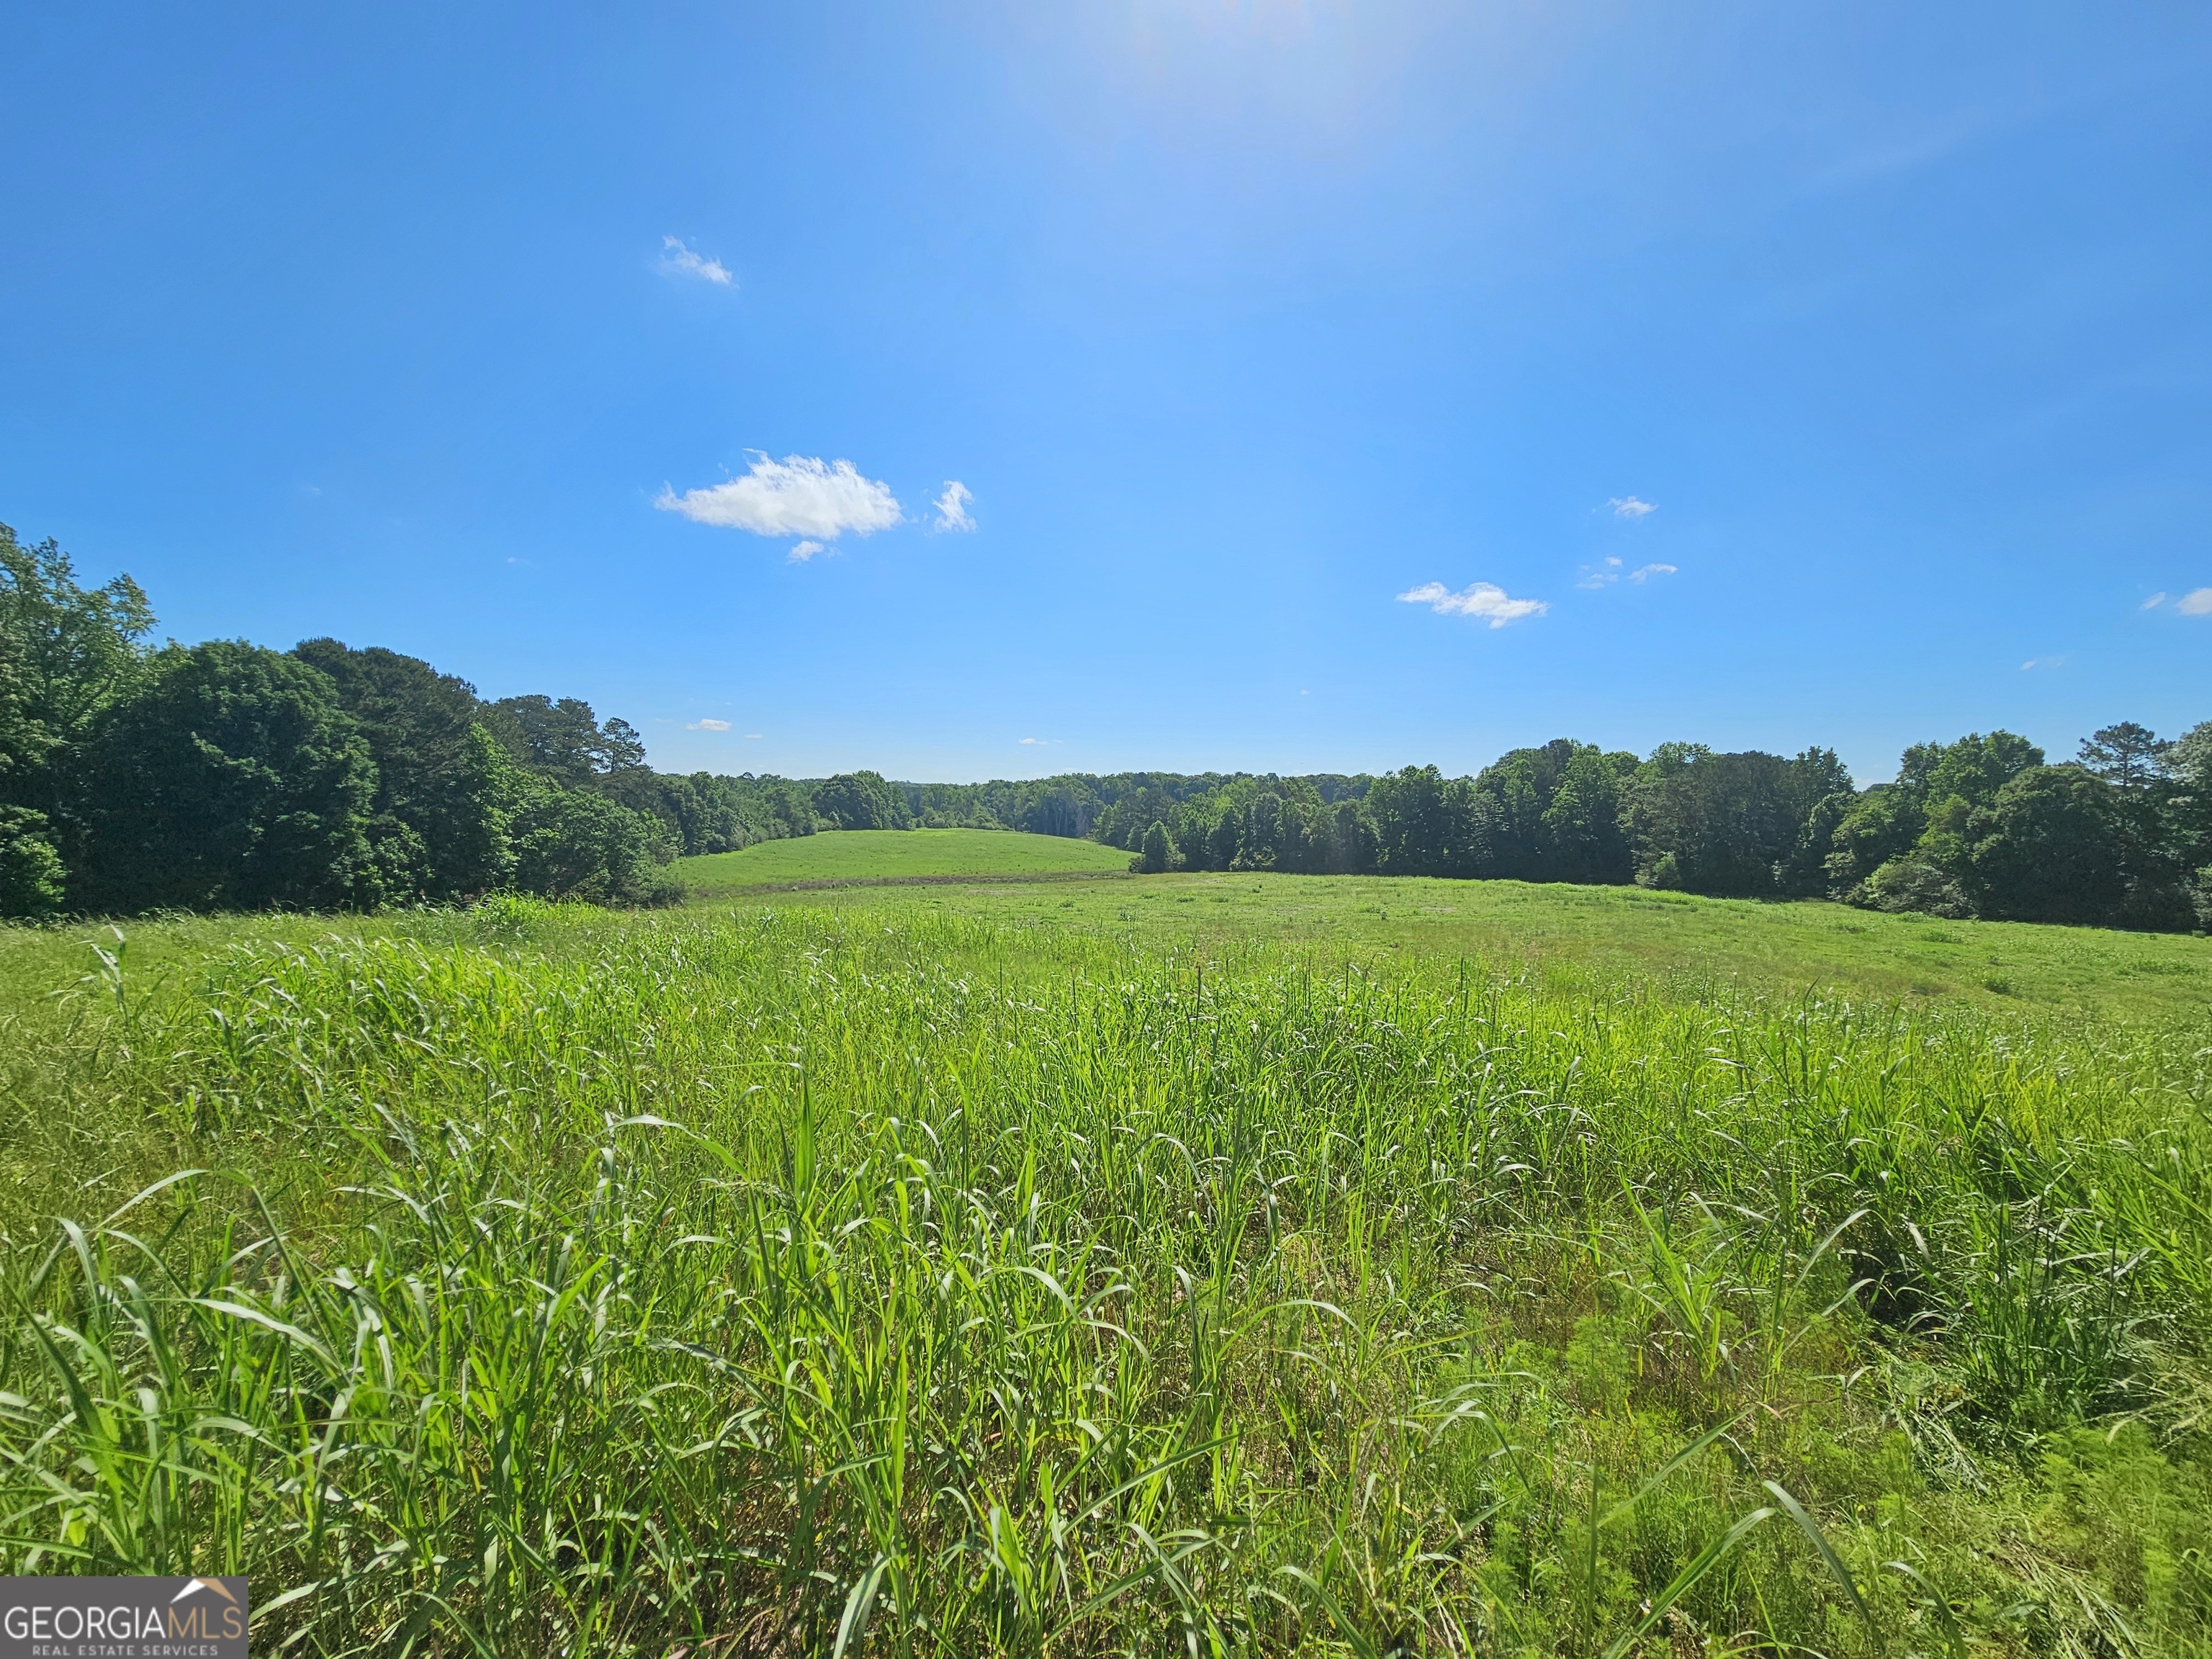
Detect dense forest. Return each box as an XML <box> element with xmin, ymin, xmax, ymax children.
<box><xmin>4</xmin><ymin>523</ymin><xmax>2208</xmax><ymax>930</ymax></box>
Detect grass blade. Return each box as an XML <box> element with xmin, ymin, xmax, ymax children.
<box><xmin>1765</xmin><ymin>1480</ymin><xmax>1883</xmax><ymax>1653</ymax></box>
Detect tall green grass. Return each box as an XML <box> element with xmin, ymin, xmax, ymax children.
<box><xmin>3</xmin><ymin>902</ymin><xmax>2209</xmax><ymax>1655</ymax></box>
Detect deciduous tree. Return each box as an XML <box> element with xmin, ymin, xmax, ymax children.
<box><xmin>78</xmin><ymin>642</ymin><xmax>377</xmax><ymax>912</ymax></box>
<box><xmin>0</xmin><ymin>523</ymin><xmax>155</xmax><ymax>907</ymax></box>
<box><xmin>292</xmin><ymin>639</ymin><xmax>518</xmax><ymax>899</ymax></box>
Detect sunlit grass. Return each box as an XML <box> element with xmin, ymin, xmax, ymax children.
<box><xmin>1</xmin><ymin>897</ymin><xmax>2208</xmax><ymax>1655</ymax></box>
<box><xmin>678</xmin><ymin>828</ymin><xmax>1133</xmax><ymax>897</ymax></box>
<box><xmin>742</xmin><ymin>868</ymin><xmax>2212</xmax><ymax>1022</ymax></box>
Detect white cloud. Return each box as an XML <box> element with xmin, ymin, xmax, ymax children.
<box><xmin>686</xmin><ymin>717</ymin><xmax>732</xmax><ymax>732</ymax></box>
<box><xmin>787</xmin><ymin>539</ymin><xmax>826</xmax><ymax>563</ymax></box>
<box><xmin>1020</xmin><ymin>737</ymin><xmax>1056</xmax><ymax>746</ymax></box>
<box><xmin>2178</xmin><ymin>588</ymin><xmax>2212</xmax><ymax>616</ymax></box>
<box><xmin>1582</xmin><ymin>557</ymin><xmax>1677</xmax><ymax>589</ymax></box>
<box><xmin>2020</xmin><ymin>655</ymin><xmax>2068</xmax><ymax>671</ymax></box>
<box><xmin>660</xmin><ymin>236</ymin><xmax>732</xmax><ymax>286</ymax></box>
<box><xmin>1396</xmin><ymin>580</ymin><xmax>1548</xmax><ymax>629</ymax></box>
<box><xmin>932</xmin><ymin>480</ymin><xmax>976</xmax><ymax>532</ymax></box>
<box><xmin>1609</xmin><ymin>496</ymin><xmax>1657</xmax><ymax>519</ymax></box>
<box><xmin>657</xmin><ymin>454</ymin><xmax>902</xmax><ymax>543</ymax></box>
<box><xmin>2142</xmin><ymin>592</ymin><xmax>2169</xmax><ymax>610</ymax></box>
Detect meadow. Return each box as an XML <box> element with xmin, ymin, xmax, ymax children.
<box><xmin>677</xmin><ymin>828</ymin><xmax>1135</xmax><ymax>898</ymax></box>
<box><xmin>739</xmin><ymin>865</ymin><xmax>2212</xmax><ymax>1023</ymax></box>
<box><xmin>1</xmin><ymin>871</ymin><xmax>2209</xmax><ymax>1656</ymax></box>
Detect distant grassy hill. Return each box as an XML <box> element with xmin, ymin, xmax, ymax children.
<box><xmin>676</xmin><ymin>827</ymin><xmax>1131</xmax><ymax>896</ymax></box>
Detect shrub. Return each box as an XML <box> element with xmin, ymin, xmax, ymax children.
<box><xmin>1859</xmin><ymin>857</ymin><xmax>1975</xmax><ymax>919</ymax></box>
<box><xmin>0</xmin><ymin>806</ymin><xmax>65</xmax><ymax>918</ymax></box>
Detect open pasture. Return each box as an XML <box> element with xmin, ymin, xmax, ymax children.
<box><xmin>0</xmin><ymin>887</ymin><xmax>2208</xmax><ymax>1656</ymax></box>
<box><xmin>732</xmin><ymin>868</ymin><xmax>2212</xmax><ymax>1024</ymax></box>
<box><xmin>677</xmin><ymin>828</ymin><xmax>1134</xmax><ymax>897</ymax></box>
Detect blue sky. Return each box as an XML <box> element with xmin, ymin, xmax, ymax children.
<box><xmin>4</xmin><ymin>3</ymin><xmax>2208</xmax><ymax>785</ymax></box>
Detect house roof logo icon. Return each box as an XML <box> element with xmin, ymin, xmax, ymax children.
<box><xmin>170</xmin><ymin>1578</ymin><xmax>241</xmax><ymax>1606</ymax></box>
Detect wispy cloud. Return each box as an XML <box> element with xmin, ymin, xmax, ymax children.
<box><xmin>1396</xmin><ymin>580</ymin><xmax>1547</xmax><ymax>629</ymax></box>
<box><xmin>687</xmin><ymin>718</ymin><xmax>732</xmax><ymax>731</ymax></box>
<box><xmin>657</xmin><ymin>455</ymin><xmax>902</xmax><ymax>552</ymax></box>
<box><xmin>1609</xmin><ymin>496</ymin><xmax>1656</xmax><ymax>519</ymax></box>
<box><xmin>2020</xmin><ymin>655</ymin><xmax>2068</xmax><ymax>671</ymax></box>
<box><xmin>660</xmin><ymin>236</ymin><xmax>732</xmax><ymax>286</ymax></box>
<box><xmin>1580</xmin><ymin>556</ymin><xmax>1677</xmax><ymax>589</ymax></box>
<box><xmin>932</xmin><ymin>480</ymin><xmax>976</xmax><ymax>532</ymax></box>
<box><xmin>1807</xmin><ymin>111</ymin><xmax>2004</xmax><ymax>194</ymax></box>
<box><xmin>2142</xmin><ymin>592</ymin><xmax>2169</xmax><ymax>610</ymax></box>
<box><xmin>787</xmin><ymin>539</ymin><xmax>826</xmax><ymax>563</ymax></box>
<box><xmin>2179</xmin><ymin>588</ymin><xmax>2212</xmax><ymax>616</ymax></box>
<box><xmin>745</xmin><ymin>733</ymin><xmax>763</xmax><ymax>739</ymax></box>
<box><xmin>1019</xmin><ymin>737</ymin><xmax>1056</xmax><ymax>746</ymax></box>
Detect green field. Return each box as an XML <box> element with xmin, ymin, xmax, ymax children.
<box><xmin>3</xmin><ymin>863</ymin><xmax>2211</xmax><ymax>1656</ymax></box>
<box><xmin>700</xmin><ymin>864</ymin><xmax>2212</xmax><ymax>1023</ymax></box>
<box><xmin>678</xmin><ymin>827</ymin><xmax>1134</xmax><ymax>896</ymax></box>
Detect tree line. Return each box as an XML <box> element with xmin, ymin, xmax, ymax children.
<box><xmin>4</xmin><ymin>522</ymin><xmax>2206</xmax><ymax>930</ymax></box>
<box><xmin>1094</xmin><ymin>731</ymin><xmax>2212</xmax><ymax>932</ymax></box>
<box><xmin>0</xmin><ymin>526</ymin><xmax>817</xmax><ymax>914</ymax></box>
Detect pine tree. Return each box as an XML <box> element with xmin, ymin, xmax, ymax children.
<box><xmin>2077</xmin><ymin>722</ymin><xmax>2172</xmax><ymax>790</ymax></box>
